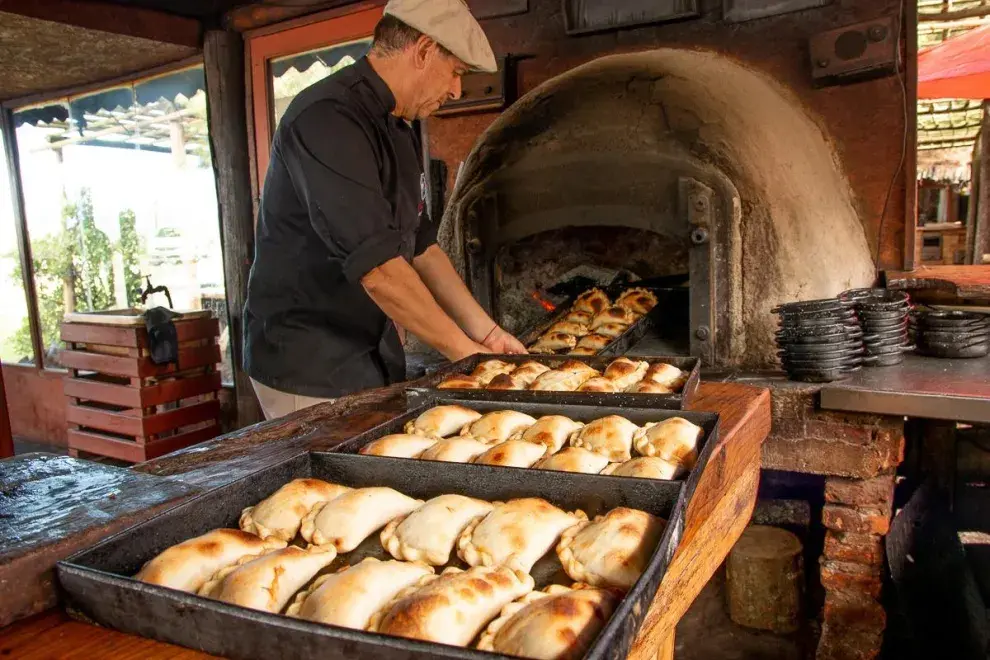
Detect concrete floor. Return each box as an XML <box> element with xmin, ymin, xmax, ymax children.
<box><xmin>675</xmin><ymin>566</ymin><xmax>817</xmax><ymax>660</ymax></box>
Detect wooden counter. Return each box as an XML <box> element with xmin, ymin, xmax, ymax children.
<box><xmin>0</xmin><ymin>381</ymin><xmax>771</xmax><ymax>660</ymax></box>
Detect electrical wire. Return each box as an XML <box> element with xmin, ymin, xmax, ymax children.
<box><xmin>875</xmin><ymin>0</ymin><xmax>909</xmax><ymax>279</ymax></box>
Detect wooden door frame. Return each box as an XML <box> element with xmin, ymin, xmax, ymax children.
<box><xmin>245</xmin><ymin>2</ymin><xmax>383</xmax><ymax>193</ymax></box>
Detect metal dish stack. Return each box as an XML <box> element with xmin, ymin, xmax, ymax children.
<box><xmin>839</xmin><ymin>289</ymin><xmax>913</xmax><ymax>367</ymax></box>
<box><xmin>773</xmin><ymin>298</ymin><xmax>864</xmax><ymax>383</ymax></box>
<box><xmin>912</xmin><ymin>309</ymin><xmax>990</xmax><ymax>359</ymax></box>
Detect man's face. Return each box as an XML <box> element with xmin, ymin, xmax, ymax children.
<box><xmin>408</xmin><ymin>45</ymin><xmax>467</xmax><ymax>120</ymax></box>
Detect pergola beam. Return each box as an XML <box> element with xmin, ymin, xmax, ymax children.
<box><xmin>919</xmin><ymin>5</ymin><xmax>990</xmax><ymax>22</ymax></box>
<box><xmin>0</xmin><ymin>0</ymin><xmax>202</xmax><ymax>47</ymax></box>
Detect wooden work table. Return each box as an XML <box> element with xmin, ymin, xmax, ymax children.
<box><xmin>0</xmin><ymin>380</ymin><xmax>771</xmax><ymax>660</ymax></box>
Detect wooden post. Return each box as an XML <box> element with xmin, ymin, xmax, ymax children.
<box><xmin>1</xmin><ymin>108</ymin><xmax>44</xmax><ymax>368</ymax></box>
<box><xmin>726</xmin><ymin>525</ymin><xmax>804</xmax><ymax>633</ymax></box>
<box><xmin>203</xmin><ymin>30</ymin><xmax>264</xmax><ymax>429</ymax></box>
<box><xmin>975</xmin><ymin>102</ymin><xmax>990</xmax><ymax>265</ymax></box>
<box><xmin>0</xmin><ymin>366</ymin><xmax>13</xmax><ymax>459</ymax></box>
<box><xmin>966</xmin><ymin>130</ymin><xmax>980</xmax><ymax>264</ymax></box>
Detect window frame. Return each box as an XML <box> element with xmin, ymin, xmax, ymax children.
<box><xmin>245</xmin><ymin>2</ymin><xmax>384</xmax><ymax>194</ymax></box>
<box><xmin>0</xmin><ymin>56</ymin><xmax>228</xmax><ymax>372</ymax></box>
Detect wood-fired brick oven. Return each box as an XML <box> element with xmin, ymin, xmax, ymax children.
<box><xmin>438</xmin><ymin>49</ymin><xmax>879</xmax><ymax>369</ymax></box>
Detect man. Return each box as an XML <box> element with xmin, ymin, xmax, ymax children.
<box><xmin>243</xmin><ymin>0</ymin><xmax>526</xmax><ymax>420</ymax></box>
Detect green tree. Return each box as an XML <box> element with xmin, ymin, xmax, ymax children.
<box><xmin>9</xmin><ymin>188</ymin><xmax>116</xmax><ymax>363</ymax></box>
<box><xmin>118</xmin><ymin>208</ymin><xmax>142</xmax><ymax>306</ymax></box>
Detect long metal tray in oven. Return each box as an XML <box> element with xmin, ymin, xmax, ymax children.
<box><xmin>335</xmin><ymin>397</ymin><xmax>720</xmax><ymax>494</ymax></box>
<box><xmin>57</xmin><ymin>451</ymin><xmax>686</xmax><ymax>660</ymax></box>
<box><xmin>518</xmin><ymin>285</ymin><xmax>689</xmax><ymax>357</ymax></box>
<box><xmin>416</xmin><ymin>354</ymin><xmax>701</xmax><ymax>410</ymax></box>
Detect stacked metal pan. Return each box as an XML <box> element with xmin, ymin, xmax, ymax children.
<box><xmin>774</xmin><ymin>298</ymin><xmax>864</xmax><ymax>383</ymax></box>
<box><xmin>839</xmin><ymin>288</ymin><xmax>913</xmax><ymax>367</ymax></box>
<box><xmin>912</xmin><ymin>309</ymin><xmax>990</xmax><ymax>358</ymax></box>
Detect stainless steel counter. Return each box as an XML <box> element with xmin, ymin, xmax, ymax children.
<box><xmin>819</xmin><ymin>353</ymin><xmax>990</xmax><ymax>423</ymax></box>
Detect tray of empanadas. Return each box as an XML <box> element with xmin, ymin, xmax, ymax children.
<box><xmin>419</xmin><ymin>354</ymin><xmax>701</xmax><ymax>410</ymax></box>
<box><xmin>57</xmin><ymin>449</ymin><xmax>687</xmax><ymax>660</ymax></box>
<box><xmin>337</xmin><ymin>397</ymin><xmax>718</xmax><ymax>483</ymax></box>
<box><xmin>518</xmin><ymin>285</ymin><xmax>688</xmax><ymax>357</ymax></box>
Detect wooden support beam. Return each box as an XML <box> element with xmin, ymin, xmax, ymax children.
<box><xmin>1</xmin><ymin>108</ymin><xmax>44</xmax><ymax>368</ymax></box>
<box><xmin>0</xmin><ymin>0</ymin><xmax>202</xmax><ymax>47</ymax></box>
<box><xmin>919</xmin><ymin>5</ymin><xmax>990</xmax><ymax>22</ymax></box>
<box><xmin>226</xmin><ymin>0</ymin><xmax>366</xmax><ymax>32</ymax></box>
<box><xmin>0</xmin><ymin>366</ymin><xmax>13</xmax><ymax>458</ymax></box>
<box><xmin>203</xmin><ymin>30</ymin><xmax>264</xmax><ymax>429</ymax></box>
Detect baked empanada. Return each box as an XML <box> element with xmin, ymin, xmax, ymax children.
<box><xmin>574</xmin><ymin>333</ymin><xmax>611</xmax><ymax>352</ymax></box>
<box><xmin>239</xmin><ymin>479</ymin><xmax>351</xmax><ymax>542</ymax></box>
<box><xmin>616</xmin><ymin>287</ymin><xmax>659</xmax><ymax>315</ymax></box>
<box><xmin>487</xmin><ymin>361</ymin><xmax>551</xmax><ymax>390</ymax></box>
<box><xmin>368</xmin><ymin>565</ymin><xmax>535</xmax><ymax>646</ymax></box>
<box><xmin>557</xmin><ymin>507</ymin><xmax>666</xmax><ymax>589</ymax></box>
<box><xmin>547</xmin><ymin>321</ymin><xmax>590</xmax><ymax>337</ymax></box>
<box><xmin>134</xmin><ymin>529</ymin><xmax>286</xmax><ymax>593</ymax></box>
<box><xmin>577</xmin><ymin>377</ymin><xmax>618</xmax><ymax>393</ymax></box>
<box><xmin>198</xmin><ymin>545</ymin><xmax>336</xmax><ymax>613</ymax></box>
<box><xmin>533</xmin><ymin>447</ymin><xmax>611</xmax><ymax>474</ymax></box>
<box><xmin>460</xmin><ymin>410</ymin><xmax>538</xmax><ymax>443</ymax></box>
<box><xmin>529</xmin><ymin>360</ymin><xmax>600</xmax><ymax>392</ymax></box>
<box><xmin>381</xmin><ymin>494</ymin><xmax>493</xmax><ymax>565</ymax></box>
<box><xmin>529</xmin><ymin>344</ymin><xmax>559</xmax><ymax>355</ymax></box>
<box><xmin>628</xmin><ymin>380</ymin><xmax>674</xmax><ymax>394</ymax></box>
<box><xmin>572</xmin><ymin>288</ymin><xmax>611</xmax><ymax>316</ymax></box>
<box><xmin>437</xmin><ymin>374</ymin><xmax>483</xmax><ymax>390</ymax></box>
<box><xmin>568</xmin><ymin>415</ymin><xmax>640</xmax><ymax>462</ymax></box>
<box><xmin>633</xmin><ymin>417</ymin><xmax>703</xmax><ymax>467</ymax></box>
<box><xmin>590</xmin><ymin>306</ymin><xmax>635</xmax><ymax>330</ymax></box>
<box><xmin>594</xmin><ymin>322</ymin><xmax>629</xmax><ymax>338</ymax></box>
<box><xmin>471</xmin><ymin>359</ymin><xmax>517</xmax><ymax>386</ymax></box>
<box><xmin>404</xmin><ymin>405</ymin><xmax>482</xmax><ymax>438</ymax></box>
<box><xmin>457</xmin><ymin>498</ymin><xmax>586</xmax><ymax>572</ymax></box>
<box><xmin>358</xmin><ymin>434</ymin><xmax>438</xmax><ymax>459</ymax></box>
<box><xmin>510</xmin><ymin>415</ymin><xmax>584</xmax><ymax>453</ymax></box>
<box><xmin>601</xmin><ymin>456</ymin><xmax>686</xmax><ymax>480</ymax></box>
<box><xmin>418</xmin><ymin>437</ymin><xmax>491</xmax><ymax>463</ymax></box>
<box><xmin>530</xmin><ymin>332</ymin><xmax>577</xmax><ymax>352</ymax></box>
<box><xmin>564</xmin><ymin>310</ymin><xmax>594</xmax><ymax>325</ymax></box>
<box><xmin>287</xmin><ymin>558</ymin><xmax>434</xmax><ymax>630</ymax></box>
<box><xmin>300</xmin><ymin>487</ymin><xmax>422</xmax><ymax>552</ymax></box>
<box><xmin>477</xmin><ymin>584</ymin><xmax>621</xmax><ymax>659</ymax></box>
<box><xmin>643</xmin><ymin>363</ymin><xmax>686</xmax><ymax>389</ymax></box>
<box><xmin>474</xmin><ymin>440</ymin><xmax>548</xmax><ymax>468</ymax></box>
<box><xmin>603</xmin><ymin>358</ymin><xmax>649</xmax><ymax>391</ymax></box>
<box><xmin>568</xmin><ymin>346</ymin><xmax>599</xmax><ymax>356</ymax></box>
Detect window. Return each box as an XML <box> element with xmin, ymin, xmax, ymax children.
<box><xmin>270</xmin><ymin>39</ymin><xmax>371</xmax><ymax>129</ymax></box>
<box><xmin>0</xmin><ymin>129</ymin><xmax>35</xmax><ymax>365</ymax></box>
<box><xmin>11</xmin><ymin>65</ymin><xmax>232</xmax><ymax>381</ymax></box>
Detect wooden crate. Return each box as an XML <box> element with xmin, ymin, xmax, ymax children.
<box><xmin>60</xmin><ymin>312</ymin><xmax>223</xmax><ymax>463</ymax></box>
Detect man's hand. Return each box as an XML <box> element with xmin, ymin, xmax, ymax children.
<box><xmin>482</xmin><ymin>325</ymin><xmax>528</xmax><ymax>355</ymax></box>
<box><xmin>451</xmin><ymin>341</ymin><xmax>493</xmax><ymax>361</ymax></box>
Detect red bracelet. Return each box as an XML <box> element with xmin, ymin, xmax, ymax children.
<box><xmin>481</xmin><ymin>324</ymin><xmax>499</xmax><ymax>344</ymax></box>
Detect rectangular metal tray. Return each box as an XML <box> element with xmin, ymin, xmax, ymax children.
<box><xmin>57</xmin><ymin>451</ymin><xmax>686</xmax><ymax>660</ymax></box>
<box><xmin>518</xmin><ymin>285</ymin><xmax>689</xmax><ymax>358</ymax></box>
<box><xmin>415</xmin><ymin>354</ymin><xmax>701</xmax><ymax>410</ymax></box>
<box><xmin>335</xmin><ymin>397</ymin><xmax>720</xmax><ymax>487</ymax></box>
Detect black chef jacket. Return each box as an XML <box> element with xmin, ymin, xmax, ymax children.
<box><xmin>243</xmin><ymin>57</ymin><xmax>437</xmax><ymax>398</ymax></box>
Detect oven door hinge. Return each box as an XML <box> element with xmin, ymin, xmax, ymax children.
<box><xmin>680</xmin><ymin>177</ymin><xmax>715</xmax><ymax>365</ymax></box>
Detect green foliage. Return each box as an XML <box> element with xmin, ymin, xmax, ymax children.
<box><xmin>118</xmin><ymin>209</ymin><xmax>142</xmax><ymax>306</ymax></box>
<box><xmin>8</xmin><ymin>189</ymin><xmax>125</xmax><ymax>362</ymax></box>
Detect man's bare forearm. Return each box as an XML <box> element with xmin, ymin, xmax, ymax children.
<box><xmin>412</xmin><ymin>245</ymin><xmax>497</xmax><ymax>342</ymax></box>
<box><xmin>362</xmin><ymin>256</ymin><xmax>488</xmax><ymax>360</ymax></box>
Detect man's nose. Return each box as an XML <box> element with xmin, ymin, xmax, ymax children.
<box><xmin>449</xmin><ymin>76</ymin><xmax>462</xmax><ymax>101</ymax></box>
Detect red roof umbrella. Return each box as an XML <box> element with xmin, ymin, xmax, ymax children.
<box><xmin>918</xmin><ymin>24</ymin><xmax>990</xmax><ymax>99</ymax></box>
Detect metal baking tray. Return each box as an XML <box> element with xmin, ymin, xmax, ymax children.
<box><xmin>336</xmin><ymin>397</ymin><xmax>720</xmax><ymax>486</ymax></box>
<box><xmin>518</xmin><ymin>285</ymin><xmax>689</xmax><ymax>358</ymax></box>
<box><xmin>415</xmin><ymin>354</ymin><xmax>701</xmax><ymax>410</ymax></box>
<box><xmin>57</xmin><ymin>451</ymin><xmax>686</xmax><ymax>660</ymax></box>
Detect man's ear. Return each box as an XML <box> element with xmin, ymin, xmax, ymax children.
<box><xmin>412</xmin><ymin>35</ymin><xmax>435</xmax><ymax>70</ymax></box>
